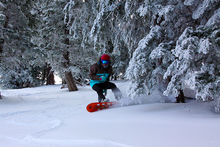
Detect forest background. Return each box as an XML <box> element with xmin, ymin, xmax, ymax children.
<box><xmin>0</xmin><ymin>0</ymin><xmax>219</xmax><ymax>107</ymax></box>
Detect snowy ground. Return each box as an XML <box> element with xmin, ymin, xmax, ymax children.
<box><xmin>0</xmin><ymin>81</ymin><xmax>220</xmax><ymax>147</ymax></box>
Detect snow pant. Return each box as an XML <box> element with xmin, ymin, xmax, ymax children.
<box><xmin>92</xmin><ymin>81</ymin><xmax>122</xmax><ymax>102</ymax></box>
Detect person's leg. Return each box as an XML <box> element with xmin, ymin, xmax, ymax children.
<box><xmin>112</xmin><ymin>87</ymin><xmax>122</xmax><ymax>100</ymax></box>
<box><xmin>92</xmin><ymin>84</ymin><xmax>105</xmax><ymax>102</ymax></box>
<box><xmin>102</xmin><ymin>82</ymin><xmax>122</xmax><ymax>100</ymax></box>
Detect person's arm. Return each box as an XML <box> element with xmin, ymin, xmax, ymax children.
<box><xmin>89</xmin><ymin>64</ymin><xmax>100</xmax><ymax>80</ymax></box>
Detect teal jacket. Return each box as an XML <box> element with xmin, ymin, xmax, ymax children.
<box><xmin>89</xmin><ymin>59</ymin><xmax>112</xmax><ymax>88</ymax></box>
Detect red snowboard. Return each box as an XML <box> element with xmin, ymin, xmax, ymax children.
<box><xmin>86</xmin><ymin>101</ymin><xmax>119</xmax><ymax>112</ymax></box>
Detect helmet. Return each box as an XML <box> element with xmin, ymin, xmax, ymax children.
<box><xmin>101</xmin><ymin>54</ymin><xmax>110</xmax><ymax>61</ymax></box>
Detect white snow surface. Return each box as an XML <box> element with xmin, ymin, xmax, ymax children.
<box><xmin>0</xmin><ymin>81</ymin><xmax>220</xmax><ymax>147</ymax></box>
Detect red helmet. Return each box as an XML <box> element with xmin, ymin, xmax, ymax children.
<box><xmin>101</xmin><ymin>54</ymin><xmax>110</xmax><ymax>61</ymax></box>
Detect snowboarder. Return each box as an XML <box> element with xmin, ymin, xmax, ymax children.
<box><xmin>89</xmin><ymin>54</ymin><xmax>122</xmax><ymax>102</ymax></box>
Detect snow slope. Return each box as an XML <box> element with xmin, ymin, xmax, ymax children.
<box><xmin>0</xmin><ymin>81</ymin><xmax>220</xmax><ymax>147</ymax></box>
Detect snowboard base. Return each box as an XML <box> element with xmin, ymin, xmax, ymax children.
<box><xmin>86</xmin><ymin>101</ymin><xmax>119</xmax><ymax>112</ymax></box>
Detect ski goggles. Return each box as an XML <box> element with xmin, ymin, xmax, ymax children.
<box><xmin>101</xmin><ymin>60</ymin><xmax>109</xmax><ymax>64</ymax></box>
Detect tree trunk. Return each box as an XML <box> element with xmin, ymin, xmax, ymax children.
<box><xmin>65</xmin><ymin>71</ymin><xmax>78</xmax><ymax>91</ymax></box>
<box><xmin>0</xmin><ymin>38</ymin><xmax>3</xmax><ymax>98</ymax></box>
<box><xmin>62</xmin><ymin>26</ymin><xmax>78</xmax><ymax>91</ymax></box>
<box><xmin>176</xmin><ymin>90</ymin><xmax>185</xmax><ymax>103</ymax></box>
<box><xmin>0</xmin><ymin>38</ymin><xmax>4</xmax><ymax>63</ymax></box>
<box><xmin>42</xmin><ymin>65</ymin><xmax>47</xmax><ymax>85</ymax></box>
<box><xmin>46</xmin><ymin>66</ymin><xmax>55</xmax><ymax>85</ymax></box>
<box><xmin>0</xmin><ymin>38</ymin><xmax>4</xmax><ymax>53</ymax></box>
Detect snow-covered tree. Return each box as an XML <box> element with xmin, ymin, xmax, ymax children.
<box><xmin>0</xmin><ymin>0</ymin><xmax>42</xmax><ymax>88</ymax></box>
<box><xmin>125</xmin><ymin>0</ymin><xmax>179</xmax><ymax>99</ymax></box>
<box><xmin>125</xmin><ymin>0</ymin><xmax>220</xmax><ymax>103</ymax></box>
<box><xmin>150</xmin><ymin>41</ymin><xmax>176</xmax><ymax>100</ymax></box>
<box><xmin>164</xmin><ymin>25</ymin><xmax>220</xmax><ymax>101</ymax></box>
<box><xmin>126</xmin><ymin>25</ymin><xmax>162</xmax><ymax>98</ymax></box>
<box><xmin>163</xmin><ymin>27</ymin><xmax>202</xmax><ymax>98</ymax></box>
<box><xmin>163</xmin><ymin>3</ymin><xmax>220</xmax><ymax>102</ymax></box>
<box><xmin>31</xmin><ymin>0</ymin><xmax>76</xmax><ymax>90</ymax></box>
<box><xmin>63</xmin><ymin>0</ymin><xmax>97</xmax><ymax>79</ymax></box>
<box><xmin>162</xmin><ymin>1</ymin><xmax>220</xmax><ymax>102</ymax></box>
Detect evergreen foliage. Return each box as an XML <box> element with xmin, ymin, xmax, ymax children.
<box><xmin>0</xmin><ymin>0</ymin><xmax>43</xmax><ymax>88</ymax></box>
<box><xmin>0</xmin><ymin>0</ymin><xmax>219</xmax><ymax>109</ymax></box>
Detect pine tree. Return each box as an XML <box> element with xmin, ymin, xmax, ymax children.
<box><xmin>32</xmin><ymin>0</ymin><xmax>78</xmax><ymax>91</ymax></box>
<box><xmin>0</xmin><ymin>0</ymin><xmax>42</xmax><ymax>89</ymax></box>
<box><xmin>125</xmin><ymin>25</ymin><xmax>163</xmax><ymax>98</ymax></box>
<box><xmin>162</xmin><ymin>0</ymin><xmax>220</xmax><ymax>102</ymax></box>
<box><xmin>125</xmin><ymin>0</ymin><xmax>177</xmax><ymax>99</ymax></box>
<box><xmin>63</xmin><ymin>0</ymin><xmax>97</xmax><ymax>82</ymax></box>
<box><xmin>125</xmin><ymin>0</ymin><xmax>220</xmax><ymax>103</ymax></box>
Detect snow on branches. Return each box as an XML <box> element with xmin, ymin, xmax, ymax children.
<box><xmin>164</xmin><ymin>26</ymin><xmax>220</xmax><ymax>101</ymax></box>
<box><xmin>126</xmin><ymin>26</ymin><xmax>162</xmax><ymax>98</ymax></box>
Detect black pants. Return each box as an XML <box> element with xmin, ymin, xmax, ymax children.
<box><xmin>92</xmin><ymin>81</ymin><xmax>122</xmax><ymax>102</ymax></box>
